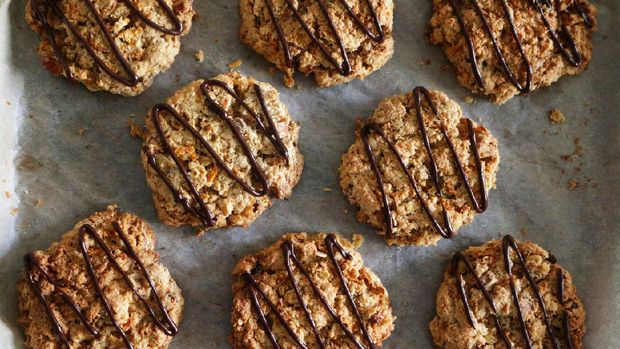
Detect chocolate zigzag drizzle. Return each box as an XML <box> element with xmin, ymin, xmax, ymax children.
<box><xmin>24</xmin><ymin>221</ymin><xmax>178</xmax><ymax>349</ymax></box>
<box><xmin>145</xmin><ymin>80</ymin><xmax>289</xmax><ymax>227</ymax></box>
<box><xmin>452</xmin><ymin>235</ymin><xmax>574</xmax><ymax>349</ymax></box>
<box><xmin>30</xmin><ymin>0</ymin><xmax>183</xmax><ymax>86</ymax></box>
<box><xmin>448</xmin><ymin>0</ymin><xmax>593</xmax><ymax>92</ymax></box>
<box><xmin>244</xmin><ymin>234</ymin><xmax>376</xmax><ymax>349</ymax></box>
<box><xmin>264</xmin><ymin>0</ymin><xmax>385</xmax><ymax>75</ymax></box>
<box><xmin>361</xmin><ymin>86</ymin><xmax>487</xmax><ymax>239</ymax></box>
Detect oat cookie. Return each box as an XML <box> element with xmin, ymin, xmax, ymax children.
<box><xmin>231</xmin><ymin>233</ymin><xmax>395</xmax><ymax>348</ymax></box>
<box><xmin>25</xmin><ymin>0</ymin><xmax>194</xmax><ymax>96</ymax></box>
<box><xmin>430</xmin><ymin>235</ymin><xmax>586</xmax><ymax>349</ymax></box>
<box><xmin>339</xmin><ymin>86</ymin><xmax>500</xmax><ymax>246</ymax></box>
<box><xmin>239</xmin><ymin>0</ymin><xmax>394</xmax><ymax>87</ymax></box>
<box><xmin>429</xmin><ymin>0</ymin><xmax>597</xmax><ymax>104</ymax></box>
<box><xmin>141</xmin><ymin>72</ymin><xmax>304</xmax><ymax>231</ymax></box>
<box><xmin>17</xmin><ymin>207</ymin><xmax>184</xmax><ymax>349</ymax></box>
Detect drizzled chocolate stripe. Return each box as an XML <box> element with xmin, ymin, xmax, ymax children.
<box><xmin>245</xmin><ymin>235</ymin><xmax>376</xmax><ymax>349</ymax></box>
<box><xmin>30</xmin><ymin>0</ymin><xmax>183</xmax><ymax>86</ymax></box>
<box><xmin>448</xmin><ymin>0</ymin><xmax>592</xmax><ymax>92</ymax></box>
<box><xmin>453</xmin><ymin>235</ymin><xmax>574</xmax><ymax>349</ymax></box>
<box><xmin>557</xmin><ymin>266</ymin><xmax>575</xmax><ymax>349</ymax></box>
<box><xmin>145</xmin><ymin>80</ymin><xmax>289</xmax><ymax>227</ymax></box>
<box><xmin>361</xmin><ymin>86</ymin><xmax>487</xmax><ymax>239</ymax></box>
<box><xmin>264</xmin><ymin>0</ymin><xmax>385</xmax><ymax>75</ymax></box>
<box><xmin>24</xmin><ymin>221</ymin><xmax>178</xmax><ymax>349</ymax></box>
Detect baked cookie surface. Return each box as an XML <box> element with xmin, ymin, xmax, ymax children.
<box><xmin>429</xmin><ymin>0</ymin><xmax>597</xmax><ymax>104</ymax></box>
<box><xmin>230</xmin><ymin>233</ymin><xmax>395</xmax><ymax>348</ymax></box>
<box><xmin>141</xmin><ymin>72</ymin><xmax>304</xmax><ymax>231</ymax></box>
<box><xmin>339</xmin><ymin>87</ymin><xmax>500</xmax><ymax>246</ymax></box>
<box><xmin>239</xmin><ymin>0</ymin><xmax>394</xmax><ymax>87</ymax></box>
<box><xmin>430</xmin><ymin>235</ymin><xmax>586</xmax><ymax>349</ymax></box>
<box><xmin>25</xmin><ymin>0</ymin><xmax>194</xmax><ymax>96</ymax></box>
<box><xmin>17</xmin><ymin>207</ymin><xmax>184</xmax><ymax>349</ymax></box>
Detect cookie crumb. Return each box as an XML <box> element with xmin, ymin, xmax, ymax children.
<box><xmin>573</xmin><ymin>138</ymin><xmax>583</xmax><ymax>157</ymax></box>
<box><xmin>10</xmin><ymin>207</ymin><xmax>18</xmax><ymax>216</ymax></box>
<box><xmin>549</xmin><ymin>108</ymin><xmax>566</xmax><ymax>125</ymax></box>
<box><xmin>568</xmin><ymin>180</ymin><xmax>579</xmax><ymax>190</ymax></box>
<box><xmin>352</xmin><ymin>234</ymin><xmax>364</xmax><ymax>248</ymax></box>
<box><xmin>284</xmin><ymin>75</ymin><xmax>295</xmax><ymax>88</ymax></box>
<box><xmin>342</xmin><ymin>209</ymin><xmax>349</xmax><ymax>214</ymax></box>
<box><xmin>77</xmin><ymin>128</ymin><xmax>85</xmax><ymax>136</ymax></box>
<box><xmin>129</xmin><ymin>119</ymin><xmax>146</xmax><ymax>139</ymax></box>
<box><xmin>4</xmin><ymin>191</ymin><xmax>10</xmax><ymax>199</ymax></box>
<box><xmin>6</xmin><ymin>100</ymin><xmax>11</xmax><ymax>106</ymax></box>
<box><xmin>34</xmin><ymin>199</ymin><xmax>44</xmax><ymax>208</ymax></box>
<box><xmin>521</xmin><ymin>228</ymin><xmax>528</xmax><ymax>237</ymax></box>
<box><xmin>322</xmin><ymin>187</ymin><xmax>333</xmax><ymax>192</ymax></box>
<box><xmin>17</xmin><ymin>155</ymin><xmax>43</xmax><ymax>171</ymax></box>
<box><xmin>228</xmin><ymin>59</ymin><xmax>243</xmax><ymax>69</ymax></box>
<box><xmin>464</xmin><ymin>96</ymin><xmax>475</xmax><ymax>104</ymax></box>
<box><xmin>195</xmin><ymin>50</ymin><xmax>204</xmax><ymax>63</ymax></box>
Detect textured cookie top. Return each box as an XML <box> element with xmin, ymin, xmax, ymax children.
<box><xmin>339</xmin><ymin>87</ymin><xmax>500</xmax><ymax>246</ymax></box>
<box><xmin>430</xmin><ymin>235</ymin><xmax>585</xmax><ymax>349</ymax></box>
<box><xmin>239</xmin><ymin>0</ymin><xmax>394</xmax><ymax>87</ymax></box>
<box><xmin>429</xmin><ymin>0</ymin><xmax>597</xmax><ymax>103</ymax></box>
<box><xmin>141</xmin><ymin>72</ymin><xmax>304</xmax><ymax>231</ymax></box>
<box><xmin>231</xmin><ymin>233</ymin><xmax>395</xmax><ymax>348</ymax></box>
<box><xmin>25</xmin><ymin>0</ymin><xmax>194</xmax><ymax>96</ymax></box>
<box><xmin>17</xmin><ymin>207</ymin><xmax>184</xmax><ymax>349</ymax></box>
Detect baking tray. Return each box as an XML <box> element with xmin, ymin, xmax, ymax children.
<box><xmin>0</xmin><ymin>0</ymin><xmax>619</xmax><ymax>347</ymax></box>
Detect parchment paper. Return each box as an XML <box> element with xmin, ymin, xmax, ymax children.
<box><xmin>0</xmin><ymin>0</ymin><xmax>619</xmax><ymax>347</ymax></box>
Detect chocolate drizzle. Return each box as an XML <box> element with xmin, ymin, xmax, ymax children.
<box><xmin>245</xmin><ymin>235</ymin><xmax>376</xmax><ymax>349</ymax></box>
<box><xmin>30</xmin><ymin>0</ymin><xmax>183</xmax><ymax>86</ymax></box>
<box><xmin>557</xmin><ymin>265</ymin><xmax>575</xmax><ymax>349</ymax></box>
<box><xmin>452</xmin><ymin>235</ymin><xmax>574</xmax><ymax>349</ymax></box>
<box><xmin>264</xmin><ymin>0</ymin><xmax>385</xmax><ymax>75</ymax></box>
<box><xmin>24</xmin><ymin>221</ymin><xmax>178</xmax><ymax>349</ymax></box>
<box><xmin>361</xmin><ymin>86</ymin><xmax>487</xmax><ymax>240</ymax></box>
<box><xmin>448</xmin><ymin>0</ymin><xmax>593</xmax><ymax>92</ymax></box>
<box><xmin>145</xmin><ymin>80</ymin><xmax>289</xmax><ymax>227</ymax></box>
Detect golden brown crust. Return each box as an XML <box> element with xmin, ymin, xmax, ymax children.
<box><xmin>339</xmin><ymin>89</ymin><xmax>500</xmax><ymax>246</ymax></box>
<box><xmin>141</xmin><ymin>72</ymin><xmax>304</xmax><ymax>230</ymax></box>
<box><xmin>239</xmin><ymin>0</ymin><xmax>394</xmax><ymax>87</ymax></box>
<box><xmin>429</xmin><ymin>0</ymin><xmax>597</xmax><ymax>104</ymax></box>
<box><xmin>25</xmin><ymin>0</ymin><xmax>194</xmax><ymax>96</ymax></box>
<box><xmin>430</xmin><ymin>237</ymin><xmax>586</xmax><ymax>349</ymax></box>
<box><xmin>230</xmin><ymin>233</ymin><xmax>395</xmax><ymax>348</ymax></box>
<box><xmin>17</xmin><ymin>207</ymin><xmax>184</xmax><ymax>349</ymax></box>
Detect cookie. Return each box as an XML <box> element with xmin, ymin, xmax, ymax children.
<box><xmin>430</xmin><ymin>235</ymin><xmax>586</xmax><ymax>349</ymax></box>
<box><xmin>429</xmin><ymin>0</ymin><xmax>597</xmax><ymax>104</ymax></box>
<box><xmin>239</xmin><ymin>0</ymin><xmax>394</xmax><ymax>87</ymax></box>
<box><xmin>17</xmin><ymin>206</ymin><xmax>184</xmax><ymax>348</ymax></box>
<box><xmin>230</xmin><ymin>233</ymin><xmax>395</xmax><ymax>348</ymax></box>
<box><xmin>339</xmin><ymin>86</ymin><xmax>500</xmax><ymax>246</ymax></box>
<box><xmin>25</xmin><ymin>0</ymin><xmax>194</xmax><ymax>96</ymax></box>
<box><xmin>141</xmin><ymin>72</ymin><xmax>304</xmax><ymax>231</ymax></box>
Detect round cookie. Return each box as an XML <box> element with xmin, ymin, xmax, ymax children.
<box><xmin>25</xmin><ymin>0</ymin><xmax>194</xmax><ymax>96</ymax></box>
<box><xmin>339</xmin><ymin>86</ymin><xmax>500</xmax><ymax>246</ymax></box>
<box><xmin>429</xmin><ymin>0</ymin><xmax>597</xmax><ymax>104</ymax></box>
<box><xmin>239</xmin><ymin>0</ymin><xmax>394</xmax><ymax>87</ymax></box>
<box><xmin>140</xmin><ymin>72</ymin><xmax>304</xmax><ymax>231</ymax></box>
<box><xmin>430</xmin><ymin>235</ymin><xmax>586</xmax><ymax>349</ymax></box>
<box><xmin>230</xmin><ymin>233</ymin><xmax>395</xmax><ymax>348</ymax></box>
<box><xmin>17</xmin><ymin>206</ymin><xmax>184</xmax><ymax>349</ymax></box>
